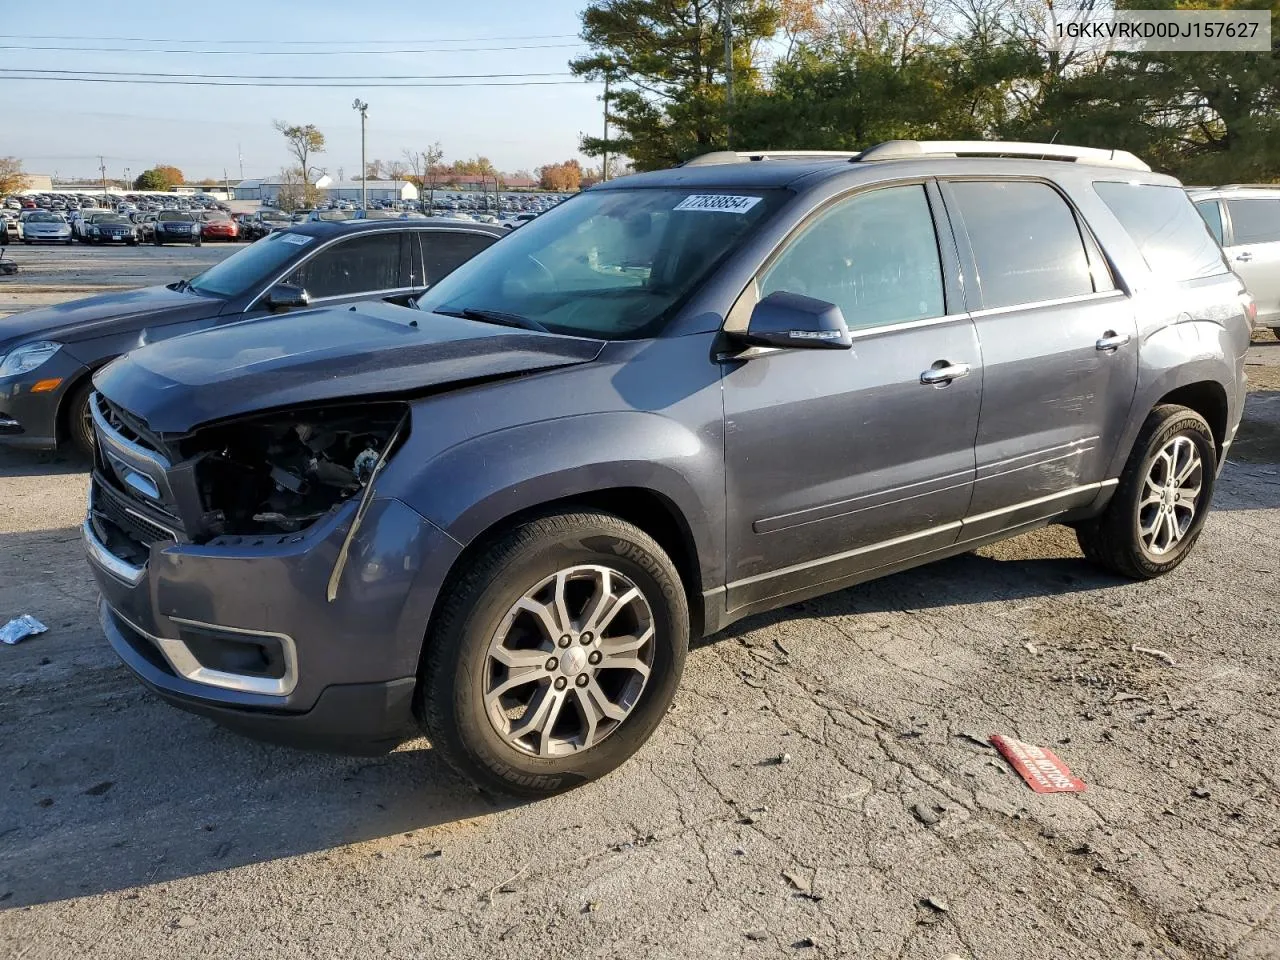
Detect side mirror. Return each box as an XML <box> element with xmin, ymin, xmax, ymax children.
<box><xmin>267</xmin><ymin>283</ymin><xmax>310</xmax><ymax>310</ymax></box>
<box><xmin>739</xmin><ymin>290</ymin><xmax>853</xmax><ymax>350</ymax></box>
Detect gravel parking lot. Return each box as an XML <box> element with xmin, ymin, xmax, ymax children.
<box><xmin>1</xmin><ymin>246</ymin><xmax>1278</xmax><ymax>960</ymax></box>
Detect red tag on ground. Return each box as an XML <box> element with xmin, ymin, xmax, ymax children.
<box><xmin>990</xmin><ymin>735</ymin><xmax>1086</xmax><ymax>793</ymax></box>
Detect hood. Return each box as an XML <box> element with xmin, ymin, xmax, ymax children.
<box><xmin>0</xmin><ymin>285</ymin><xmax>222</xmax><ymax>350</ymax></box>
<box><xmin>93</xmin><ymin>300</ymin><xmax>606</xmax><ymax>434</ymax></box>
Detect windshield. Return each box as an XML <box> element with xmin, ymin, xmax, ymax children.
<box><xmin>187</xmin><ymin>230</ymin><xmax>313</xmax><ymax>298</ymax></box>
<box><xmin>202</xmin><ymin>211</ymin><xmax>230</xmax><ymax>221</ymax></box>
<box><xmin>263</xmin><ymin>212</ymin><xmax>290</xmax><ymax>221</ymax></box>
<box><xmin>28</xmin><ymin>212</ymin><xmax>62</xmax><ymax>223</ymax></box>
<box><xmin>159</xmin><ymin>212</ymin><xmax>194</xmax><ymax>222</ymax></box>
<box><xmin>94</xmin><ymin>215</ymin><xmax>129</xmax><ymax>224</ymax></box>
<box><xmin>315</xmin><ymin>210</ymin><xmax>350</xmax><ymax>221</ymax></box>
<box><xmin>415</xmin><ymin>187</ymin><xmax>783</xmax><ymax>339</ymax></box>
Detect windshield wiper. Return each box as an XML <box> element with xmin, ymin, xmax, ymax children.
<box><xmin>172</xmin><ymin>279</ymin><xmax>190</xmax><ymax>292</ymax></box>
<box><xmin>437</xmin><ymin>306</ymin><xmax>549</xmax><ymax>333</ymax></box>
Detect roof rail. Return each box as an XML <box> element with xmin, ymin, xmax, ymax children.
<box><xmin>682</xmin><ymin>149</ymin><xmax>860</xmax><ymax>167</ymax></box>
<box><xmin>1205</xmin><ymin>183</ymin><xmax>1280</xmax><ymax>190</ymax></box>
<box><xmin>856</xmin><ymin>139</ymin><xmax>1151</xmax><ymax>172</ymax></box>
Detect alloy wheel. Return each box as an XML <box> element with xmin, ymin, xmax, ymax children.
<box><xmin>483</xmin><ymin>564</ymin><xmax>655</xmax><ymax>758</ymax></box>
<box><xmin>1138</xmin><ymin>435</ymin><xmax>1202</xmax><ymax>556</ymax></box>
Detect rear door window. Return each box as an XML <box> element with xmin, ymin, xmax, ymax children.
<box><xmin>1225</xmin><ymin>198</ymin><xmax>1280</xmax><ymax>246</ymax></box>
<box><xmin>946</xmin><ymin>180</ymin><xmax>1095</xmax><ymax>309</ymax></box>
<box><xmin>290</xmin><ymin>231</ymin><xmax>403</xmax><ymax>299</ymax></box>
<box><xmin>1094</xmin><ymin>181</ymin><xmax>1227</xmax><ymax>280</ymax></box>
<box><xmin>421</xmin><ymin>231</ymin><xmax>496</xmax><ymax>285</ymax></box>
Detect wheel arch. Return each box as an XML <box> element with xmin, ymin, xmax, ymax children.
<box><xmin>1154</xmin><ymin>380</ymin><xmax>1229</xmax><ymax>455</ymax></box>
<box><xmin>422</xmin><ymin>487</ymin><xmax>707</xmax><ymax>656</ymax></box>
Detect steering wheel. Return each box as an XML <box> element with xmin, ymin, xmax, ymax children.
<box><xmin>526</xmin><ymin>253</ymin><xmax>554</xmax><ymax>286</ymax></box>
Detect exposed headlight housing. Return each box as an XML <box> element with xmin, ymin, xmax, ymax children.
<box><xmin>0</xmin><ymin>340</ymin><xmax>61</xmax><ymax>377</ymax></box>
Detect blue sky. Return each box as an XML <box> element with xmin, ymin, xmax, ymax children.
<box><xmin>3</xmin><ymin>0</ymin><xmax>604</xmax><ymax>181</ymax></box>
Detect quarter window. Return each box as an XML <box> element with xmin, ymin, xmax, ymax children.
<box><xmin>1195</xmin><ymin>200</ymin><xmax>1224</xmax><ymax>245</ymax></box>
<box><xmin>760</xmin><ymin>184</ymin><xmax>945</xmax><ymax>331</ymax></box>
<box><xmin>948</xmin><ymin>180</ymin><xmax>1094</xmax><ymax>309</ymax></box>
<box><xmin>1094</xmin><ymin>181</ymin><xmax>1226</xmax><ymax>281</ymax></box>
<box><xmin>1225</xmin><ymin>198</ymin><xmax>1280</xmax><ymax>246</ymax></box>
<box><xmin>290</xmin><ymin>232</ymin><xmax>403</xmax><ymax>299</ymax></box>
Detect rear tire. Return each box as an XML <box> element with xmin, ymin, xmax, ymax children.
<box><xmin>417</xmin><ymin>511</ymin><xmax>689</xmax><ymax>797</ymax></box>
<box><xmin>1076</xmin><ymin>404</ymin><xmax>1216</xmax><ymax>579</ymax></box>
<box><xmin>65</xmin><ymin>381</ymin><xmax>97</xmax><ymax>460</ymax></box>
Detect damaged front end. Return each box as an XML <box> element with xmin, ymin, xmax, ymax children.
<box><xmin>182</xmin><ymin>403</ymin><xmax>408</xmax><ymax>538</ymax></box>
<box><xmin>90</xmin><ymin>393</ymin><xmax>409</xmax><ymax>553</ymax></box>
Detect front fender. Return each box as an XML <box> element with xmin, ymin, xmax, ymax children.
<box><xmin>380</xmin><ymin>410</ymin><xmax>725</xmax><ymax>591</ymax></box>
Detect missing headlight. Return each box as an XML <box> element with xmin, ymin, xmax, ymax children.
<box><xmin>186</xmin><ymin>402</ymin><xmax>408</xmax><ymax>537</ymax></box>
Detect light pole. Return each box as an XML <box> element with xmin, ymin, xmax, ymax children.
<box><xmin>352</xmin><ymin>98</ymin><xmax>369</xmax><ymax>211</ymax></box>
<box><xmin>124</xmin><ymin>167</ymin><xmax>130</xmax><ymax>192</ymax></box>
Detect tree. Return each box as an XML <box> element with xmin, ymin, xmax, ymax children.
<box><xmin>153</xmin><ymin>164</ymin><xmax>185</xmax><ymax>188</ymax></box>
<box><xmin>273</xmin><ymin>121</ymin><xmax>326</xmax><ymax>196</ymax></box>
<box><xmin>0</xmin><ymin>157</ymin><xmax>27</xmax><ymax>196</ymax></box>
<box><xmin>403</xmin><ymin>143</ymin><xmax>445</xmax><ymax>211</ymax></box>
<box><xmin>132</xmin><ymin>165</ymin><xmax>185</xmax><ymax>191</ymax></box>
<box><xmin>537</xmin><ymin>159</ymin><xmax>584</xmax><ymax>192</ymax></box>
<box><xmin>571</xmin><ymin>0</ymin><xmax>780</xmax><ymax>170</ymax></box>
<box><xmin>274</xmin><ymin>166</ymin><xmax>305</xmax><ymax>212</ymax></box>
<box><xmin>133</xmin><ymin>170</ymin><xmax>167</xmax><ymax>191</ymax></box>
<box><xmin>364</xmin><ymin>159</ymin><xmax>385</xmax><ymax>180</ymax></box>
<box><xmin>1018</xmin><ymin>0</ymin><xmax>1280</xmax><ymax>183</ymax></box>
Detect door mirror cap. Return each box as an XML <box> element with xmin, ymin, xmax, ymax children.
<box><xmin>267</xmin><ymin>283</ymin><xmax>310</xmax><ymax>310</ymax></box>
<box><xmin>739</xmin><ymin>290</ymin><xmax>853</xmax><ymax>350</ymax></box>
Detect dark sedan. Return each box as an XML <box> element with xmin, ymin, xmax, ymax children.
<box><xmin>0</xmin><ymin>220</ymin><xmax>504</xmax><ymax>454</ymax></box>
<box><xmin>85</xmin><ymin>213</ymin><xmax>140</xmax><ymax>246</ymax></box>
<box><xmin>152</xmin><ymin>211</ymin><xmax>202</xmax><ymax>246</ymax></box>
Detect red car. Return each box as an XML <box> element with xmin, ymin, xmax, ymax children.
<box><xmin>198</xmin><ymin>212</ymin><xmax>239</xmax><ymax>242</ymax></box>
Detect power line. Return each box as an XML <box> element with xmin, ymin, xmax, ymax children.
<box><xmin>0</xmin><ymin>75</ymin><xmax>591</xmax><ymax>88</ymax></box>
<box><xmin>0</xmin><ymin>32</ymin><xmax>582</xmax><ymax>44</ymax></box>
<box><xmin>0</xmin><ymin>68</ymin><xmax>576</xmax><ymax>80</ymax></box>
<box><xmin>0</xmin><ymin>40</ymin><xmax>586</xmax><ymax>54</ymax></box>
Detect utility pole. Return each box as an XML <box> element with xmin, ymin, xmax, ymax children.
<box><xmin>352</xmin><ymin>99</ymin><xmax>369</xmax><ymax>211</ymax></box>
<box><xmin>602</xmin><ymin>75</ymin><xmax>610</xmax><ymax>182</ymax></box>
<box><xmin>723</xmin><ymin>0</ymin><xmax>734</xmax><ymax>149</ymax></box>
<box><xmin>98</xmin><ymin>156</ymin><xmax>108</xmax><ymax>201</ymax></box>
<box><xmin>123</xmin><ymin>167</ymin><xmax>130</xmax><ymax>191</ymax></box>
<box><xmin>237</xmin><ymin>143</ymin><xmax>244</xmax><ymax>180</ymax></box>
<box><xmin>223</xmin><ymin>168</ymin><xmax>230</xmax><ymax>200</ymax></box>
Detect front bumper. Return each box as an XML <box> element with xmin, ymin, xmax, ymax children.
<box><xmin>0</xmin><ymin>351</ymin><xmax>88</xmax><ymax>448</ymax></box>
<box><xmin>84</xmin><ymin>489</ymin><xmax>463</xmax><ymax>754</ymax></box>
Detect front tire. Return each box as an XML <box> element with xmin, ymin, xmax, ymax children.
<box><xmin>418</xmin><ymin>511</ymin><xmax>689</xmax><ymax>797</ymax></box>
<box><xmin>1076</xmin><ymin>404</ymin><xmax>1216</xmax><ymax>579</ymax></box>
<box><xmin>65</xmin><ymin>381</ymin><xmax>97</xmax><ymax>460</ymax></box>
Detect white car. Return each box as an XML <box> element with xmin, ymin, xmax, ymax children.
<box><xmin>21</xmin><ymin>212</ymin><xmax>73</xmax><ymax>244</ymax></box>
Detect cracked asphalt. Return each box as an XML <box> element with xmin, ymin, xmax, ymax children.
<box><xmin>1</xmin><ymin>247</ymin><xmax>1278</xmax><ymax>959</ymax></box>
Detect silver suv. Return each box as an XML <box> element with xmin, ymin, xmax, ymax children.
<box><xmin>1190</xmin><ymin>185</ymin><xmax>1280</xmax><ymax>335</ymax></box>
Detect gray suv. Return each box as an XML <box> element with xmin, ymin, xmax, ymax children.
<box><xmin>82</xmin><ymin>140</ymin><xmax>1252</xmax><ymax>796</ymax></box>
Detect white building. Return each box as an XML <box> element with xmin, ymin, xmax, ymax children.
<box><xmin>236</xmin><ymin>174</ymin><xmax>333</xmax><ymax>204</ymax></box>
<box><xmin>322</xmin><ymin>180</ymin><xmax>418</xmax><ymax>203</ymax></box>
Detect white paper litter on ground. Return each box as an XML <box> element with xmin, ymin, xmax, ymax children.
<box><xmin>1</xmin><ymin>615</ymin><xmax>48</xmax><ymax>645</ymax></box>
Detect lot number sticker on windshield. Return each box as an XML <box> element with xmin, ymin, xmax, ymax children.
<box><xmin>281</xmin><ymin>234</ymin><xmax>313</xmax><ymax>246</ymax></box>
<box><xmin>674</xmin><ymin>194</ymin><xmax>762</xmax><ymax>214</ymax></box>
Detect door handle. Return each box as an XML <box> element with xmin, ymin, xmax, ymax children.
<box><xmin>920</xmin><ymin>362</ymin><xmax>971</xmax><ymax>385</ymax></box>
<box><xmin>1096</xmin><ymin>331</ymin><xmax>1131</xmax><ymax>352</ymax></box>
<box><xmin>1235</xmin><ymin>251</ymin><xmax>1253</xmax><ymax>263</ymax></box>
